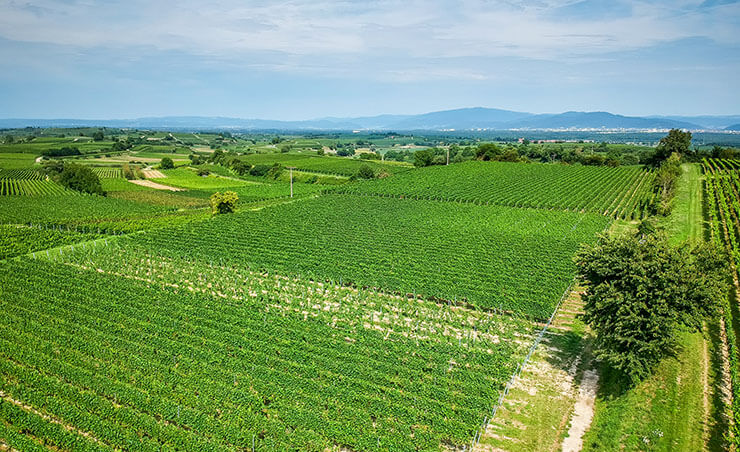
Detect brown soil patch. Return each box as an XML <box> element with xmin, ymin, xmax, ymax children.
<box><xmin>128</xmin><ymin>179</ymin><xmax>184</xmax><ymax>191</ymax></box>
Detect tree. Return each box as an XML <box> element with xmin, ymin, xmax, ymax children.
<box><xmin>654</xmin><ymin>129</ymin><xmax>692</xmax><ymax>162</ymax></box>
<box><xmin>356</xmin><ymin>164</ymin><xmax>375</xmax><ymax>179</ymax></box>
<box><xmin>92</xmin><ymin>130</ymin><xmax>105</xmax><ymax>141</ymax></box>
<box><xmin>413</xmin><ymin>149</ymin><xmax>434</xmax><ymax>167</ymax></box>
<box><xmin>249</xmin><ymin>164</ymin><xmax>272</xmax><ymax>177</ymax></box>
<box><xmin>475</xmin><ymin>143</ymin><xmax>502</xmax><ymax>161</ymax></box>
<box><xmin>57</xmin><ymin>163</ymin><xmax>105</xmax><ymax>195</ymax></box>
<box><xmin>653</xmin><ymin>152</ymin><xmax>682</xmax><ymax>215</ymax></box>
<box><xmin>576</xmin><ymin>233</ymin><xmax>726</xmax><ymax>383</ymax></box>
<box><xmin>160</xmin><ymin>157</ymin><xmax>174</xmax><ymax>169</ymax></box>
<box><xmin>267</xmin><ymin>163</ymin><xmax>283</xmax><ymax>179</ymax></box>
<box><xmin>210</xmin><ymin>191</ymin><xmax>239</xmax><ymax>214</ymax></box>
<box><xmin>4</xmin><ymin>134</ymin><xmax>14</xmax><ymax>144</ymax></box>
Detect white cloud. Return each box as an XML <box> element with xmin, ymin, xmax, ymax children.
<box><xmin>0</xmin><ymin>0</ymin><xmax>737</xmax><ymax>79</ymax></box>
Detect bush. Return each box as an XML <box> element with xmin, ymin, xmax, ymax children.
<box><xmin>267</xmin><ymin>163</ymin><xmax>283</xmax><ymax>179</ymax></box>
<box><xmin>43</xmin><ymin>146</ymin><xmax>81</xmax><ymax>157</ymax></box>
<box><xmin>210</xmin><ymin>191</ymin><xmax>239</xmax><ymax>214</ymax></box>
<box><xmin>249</xmin><ymin>164</ymin><xmax>272</xmax><ymax>177</ymax></box>
<box><xmin>356</xmin><ymin>164</ymin><xmax>375</xmax><ymax>179</ymax></box>
<box><xmin>57</xmin><ymin>163</ymin><xmax>105</xmax><ymax>195</ymax></box>
<box><xmin>160</xmin><ymin>157</ymin><xmax>174</xmax><ymax>169</ymax></box>
<box><xmin>122</xmin><ymin>163</ymin><xmax>136</xmax><ymax>180</ymax></box>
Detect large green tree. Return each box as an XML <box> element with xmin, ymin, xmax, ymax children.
<box><xmin>57</xmin><ymin>163</ymin><xmax>105</xmax><ymax>195</ymax></box>
<box><xmin>576</xmin><ymin>233</ymin><xmax>726</xmax><ymax>382</ymax></box>
<box><xmin>654</xmin><ymin>129</ymin><xmax>692</xmax><ymax>162</ymax></box>
<box><xmin>413</xmin><ymin>149</ymin><xmax>434</xmax><ymax>167</ymax></box>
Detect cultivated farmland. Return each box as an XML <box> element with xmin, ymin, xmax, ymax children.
<box><xmin>339</xmin><ymin>161</ymin><xmax>656</xmax><ymax>220</ymax></box>
<box><xmin>0</xmin><ymin>130</ymin><xmax>686</xmax><ymax>451</ymax></box>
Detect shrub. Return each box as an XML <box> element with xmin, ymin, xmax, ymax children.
<box><xmin>160</xmin><ymin>157</ymin><xmax>175</xmax><ymax>169</ymax></box>
<box><xmin>58</xmin><ymin>163</ymin><xmax>105</xmax><ymax>195</ymax></box>
<box><xmin>210</xmin><ymin>191</ymin><xmax>239</xmax><ymax>214</ymax></box>
<box><xmin>250</xmin><ymin>164</ymin><xmax>272</xmax><ymax>177</ymax></box>
<box><xmin>356</xmin><ymin>164</ymin><xmax>376</xmax><ymax>179</ymax></box>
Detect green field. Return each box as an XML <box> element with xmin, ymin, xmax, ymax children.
<box><xmin>127</xmin><ymin>194</ymin><xmax>609</xmax><ymax>317</ymax></box>
<box><xmin>0</xmin><ymin>130</ymin><xmax>684</xmax><ymax>451</ymax></box>
<box><xmin>339</xmin><ymin>161</ymin><xmax>656</xmax><ymax>219</ymax></box>
<box><xmin>0</xmin><ymin>256</ymin><xmax>536</xmax><ymax>450</ymax></box>
<box><xmin>238</xmin><ymin>153</ymin><xmax>412</xmax><ymax>176</ymax></box>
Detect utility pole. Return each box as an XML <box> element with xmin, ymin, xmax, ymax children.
<box><xmin>446</xmin><ymin>148</ymin><xmax>450</xmax><ymax>165</ymax></box>
<box><xmin>287</xmin><ymin>166</ymin><xmax>296</xmax><ymax>197</ymax></box>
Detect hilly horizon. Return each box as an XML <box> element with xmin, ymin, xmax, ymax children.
<box><xmin>2</xmin><ymin>107</ymin><xmax>739</xmax><ymax>131</ymax></box>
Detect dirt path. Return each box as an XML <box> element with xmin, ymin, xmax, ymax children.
<box><xmin>702</xmin><ymin>324</ymin><xmax>711</xmax><ymax>450</ymax></box>
<box><xmin>476</xmin><ymin>289</ymin><xmax>595</xmax><ymax>452</ymax></box>
<box><xmin>128</xmin><ymin>179</ymin><xmax>184</xmax><ymax>191</ymax></box>
<box><xmin>562</xmin><ymin>368</ymin><xmax>599</xmax><ymax>452</ymax></box>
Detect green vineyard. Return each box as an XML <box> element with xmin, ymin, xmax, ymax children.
<box><xmin>702</xmin><ymin>158</ymin><xmax>740</xmax><ymax>444</ymax></box>
<box><xmin>0</xmin><ymin>257</ymin><xmax>536</xmax><ymax>450</ymax></box>
<box><xmin>0</xmin><ymin>179</ymin><xmax>71</xmax><ymax>196</ymax></box>
<box><xmin>129</xmin><ymin>194</ymin><xmax>609</xmax><ymax>318</ymax></box>
<box><xmin>339</xmin><ymin>161</ymin><xmax>656</xmax><ymax>219</ymax></box>
<box><xmin>0</xmin><ymin>146</ymin><xmax>669</xmax><ymax>451</ymax></box>
<box><xmin>237</xmin><ymin>153</ymin><xmax>412</xmax><ymax>177</ymax></box>
<box><xmin>90</xmin><ymin>167</ymin><xmax>123</xmax><ymax>178</ymax></box>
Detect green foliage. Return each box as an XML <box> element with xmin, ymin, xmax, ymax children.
<box><xmin>655</xmin><ymin>129</ymin><xmax>692</xmax><ymax>162</ymax></box>
<box><xmin>159</xmin><ymin>157</ymin><xmax>174</xmax><ymax>169</ymax></box>
<box><xmin>653</xmin><ymin>152</ymin><xmax>682</xmax><ymax>215</ymax></box>
<box><xmin>209</xmin><ymin>191</ymin><xmax>238</xmax><ymax>214</ymax></box>
<box><xmin>475</xmin><ymin>143</ymin><xmax>502</xmax><ymax>161</ymax></box>
<box><xmin>42</xmin><ymin>146</ymin><xmax>81</xmax><ymax>157</ymax></box>
<box><xmin>413</xmin><ymin>149</ymin><xmax>434</xmax><ymax>167</ymax></box>
<box><xmin>0</xmin><ymin>194</ymin><xmax>171</xmax><ymax>227</ymax></box>
<box><xmin>355</xmin><ymin>164</ymin><xmax>375</xmax><ymax>179</ymax></box>
<box><xmin>92</xmin><ymin>130</ymin><xmax>104</xmax><ymax>141</ymax></box>
<box><xmin>238</xmin><ymin>153</ymin><xmax>409</xmax><ymax>177</ymax></box>
<box><xmin>266</xmin><ymin>163</ymin><xmax>283</xmax><ymax>179</ymax></box>
<box><xmin>0</xmin><ymin>256</ymin><xmax>534</xmax><ymax>450</ymax></box>
<box><xmin>339</xmin><ymin>161</ymin><xmax>656</xmax><ymax>220</ymax></box>
<box><xmin>132</xmin><ymin>194</ymin><xmax>608</xmax><ymax>317</ymax></box>
<box><xmin>576</xmin><ymin>234</ymin><xmax>726</xmax><ymax>382</ymax></box>
<box><xmin>0</xmin><ymin>225</ymin><xmax>100</xmax><ymax>260</ymax></box>
<box><xmin>57</xmin><ymin>163</ymin><xmax>105</xmax><ymax>196</ymax></box>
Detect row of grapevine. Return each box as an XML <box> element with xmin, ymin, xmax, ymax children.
<box><xmin>336</xmin><ymin>161</ymin><xmax>655</xmax><ymax>220</ymax></box>
<box><xmin>0</xmin><ymin>256</ymin><xmax>536</xmax><ymax>450</ymax></box>
<box><xmin>0</xmin><ymin>224</ymin><xmax>101</xmax><ymax>260</ymax></box>
<box><xmin>0</xmin><ymin>179</ymin><xmax>71</xmax><ymax>196</ymax></box>
<box><xmin>0</xmin><ymin>169</ymin><xmax>43</xmax><ymax>180</ymax></box>
<box><xmin>0</xmin><ymin>195</ymin><xmax>175</xmax><ymax>228</ymax></box>
<box><xmin>237</xmin><ymin>153</ymin><xmax>412</xmax><ymax>177</ymax></box>
<box><xmin>125</xmin><ymin>194</ymin><xmax>609</xmax><ymax>318</ymax></box>
<box><xmin>90</xmin><ymin>167</ymin><xmax>123</xmax><ymax>178</ymax></box>
<box><xmin>703</xmin><ymin>158</ymin><xmax>740</xmax><ymax>444</ymax></box>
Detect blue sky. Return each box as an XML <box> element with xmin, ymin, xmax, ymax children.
<box><xmin>0</xmin><ymin>0</ymin><xmax>738</xmax><ymax>119</ymax></box>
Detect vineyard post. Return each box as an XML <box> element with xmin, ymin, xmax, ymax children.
<box><xmin>287</xmin><ymin>166</ymin><xmax>296</xmax><ymax>198</ymax></box>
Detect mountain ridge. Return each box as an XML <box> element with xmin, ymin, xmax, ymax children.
<box><xmin>2</xmin><ymin>108</ymin><xmax>737</xmax><ymax>131</ymax></box>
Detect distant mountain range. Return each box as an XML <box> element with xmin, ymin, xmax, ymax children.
<box><xmin>2</xmin><ymin>108</ymin><xmax>740</xmax><ymax>131</ymax></box>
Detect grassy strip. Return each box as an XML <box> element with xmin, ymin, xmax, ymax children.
<box><xmin>582</xmin><ymin>163</ymin><xmax>725</xmax><ymax>450</ymax></box>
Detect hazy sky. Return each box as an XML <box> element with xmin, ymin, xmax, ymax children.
<box><xmin>1</xmin><ymin>0</ymin><xmax>738</xmax><ymax>119</ymax></box>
